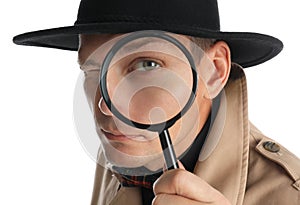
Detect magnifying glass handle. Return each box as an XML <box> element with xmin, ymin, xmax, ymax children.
<box><xmin>159</xmin><ymin>129</ymin><xmax>179</xmax><ymax>170</ymax></box>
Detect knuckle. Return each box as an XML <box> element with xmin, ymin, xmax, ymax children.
<box><xmin>171</xmin><ymin>170</ymin><xmax>188</xmax><ymax>194</ymax></box>
<box><xmin>152</xmin><ymin>194</ymin><xmax>166</xmax><ymax>205</ymax></box>
<box><xmin>153</xmin><ymin>170</ymin><xmax>190</xmax><ymax>196</ymax></box>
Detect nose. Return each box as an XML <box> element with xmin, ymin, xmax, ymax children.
<box><xmin>98</xmin><ymin>97</ymin><xmax>113</xmax><ymax>116</ymax></box>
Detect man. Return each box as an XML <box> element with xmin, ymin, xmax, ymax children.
<box><xmin>13</xmin><ymin>0</ymin><xmax>300</xmax><ymax>204</ymax></box>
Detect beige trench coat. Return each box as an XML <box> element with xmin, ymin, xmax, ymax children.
<box><xmin>90</xmin><ymin>64</ymin><xmax>300</xmax><ymax>205</ymax></box>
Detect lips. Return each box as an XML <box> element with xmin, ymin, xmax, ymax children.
<box><xmin>101</xmin><ymin>129</ymin><xmax>148</xmax><ymax>142</ymax></box>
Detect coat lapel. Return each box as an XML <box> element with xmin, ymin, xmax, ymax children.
<box><xmin>91</xmin><ymin>154</ymin><xmax>143</xmax><ymax>205</ymax></box>
<box><xmin>109</xmin><ymin>187</ymin><xmax>142</xmax><ymax>205</ymax></box>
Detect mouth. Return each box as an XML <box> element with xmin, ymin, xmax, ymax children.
<box><xmin>101</xmin><ymin>129</ymin><xmax>149</xmax><ymax>142</ymax></box>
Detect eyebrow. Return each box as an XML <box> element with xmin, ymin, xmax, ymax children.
<box><xmin>80</xmin><ymin>59</ymin><xmax>102</xmax><ymax>71</ymax></box>
<box><xmin>79</xmin><ymin>40</ymin><xmax>153</xmax><ymax>67</ymax></box>
<box><xmin>123</xmin><ymin>39</ymin><xmax>154</xmax><ymax>51</ymax></box>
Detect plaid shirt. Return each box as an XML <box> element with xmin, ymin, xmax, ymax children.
<box><xmin>119</xmin><ymin>173</ymin><xmax>162</xmax><ymax>189</ymax></box>
<box><xmin>113</xmin><ymin>166</ymin><xmax>163</xmax><ymax>189</ymax></box>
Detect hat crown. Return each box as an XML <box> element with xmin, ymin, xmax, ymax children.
<box><xmin>75</xmin><ymin>0</ymin><xmax>220</xmax><ymax>31</ymax></box>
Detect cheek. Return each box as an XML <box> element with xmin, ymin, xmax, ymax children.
<box><xmin>126</xmin><ymin>88</ymin><xmax>182</xmax><ymax>124</ymax></box>
<box><xmin>83</xmin><ymin>70</ymin><xmax>101</xmax><ymax>112</ymax></box>
<box><xmin>167</xmin><ymin>84</ymin><xmax>211</xmax><ymax>156</ymax></box>
<box><xmin>168</xmin><ymin>101</ymin><xmax>201</xmax><ymax>154</ymax></box>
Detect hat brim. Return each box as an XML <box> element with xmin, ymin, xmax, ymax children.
<box><xmin>13</xmin><ymin>22</ymin><xmax>283</xmax><ymax>68</ymax></box>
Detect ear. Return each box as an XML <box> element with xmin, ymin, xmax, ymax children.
<box><xmin>203</xmin><ymin>41</ymin><xmax>231</xmax><ymax>98</ymax></box>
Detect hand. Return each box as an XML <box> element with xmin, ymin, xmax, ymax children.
<box><xmin>153</xmin><ymin>163</ymin><xmax>231</xmax><ymax>205</ymax></box>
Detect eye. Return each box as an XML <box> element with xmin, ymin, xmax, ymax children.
<box><xmin>131</xmin><ymin>59</ymin><xmax>161</xmax><ymax>71</ymax></box>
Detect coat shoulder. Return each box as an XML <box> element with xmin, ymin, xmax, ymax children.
<box><xmin>250</xmin><ymin>123</ymin><xmax>300</xmax><ymax>184</ymax></box>
<box><xmin>244</xmin><ymin>123</ymin><xmax>300</xmax><ymax>204</ymax></box>
<box><xmin>249</xmin><ymin>123</ymin><xmax>300</xmax><ymax>188</ymax></box>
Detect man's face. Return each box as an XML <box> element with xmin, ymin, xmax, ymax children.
<box><xmin>78</xmin><ymin>33</ymin><xmax>215</xmax><ymax>170</ymax></box>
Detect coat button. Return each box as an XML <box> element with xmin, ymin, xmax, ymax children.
<box><xmin>263</xmin><ymin>141</ymin><xmax>280</xmax><ymax>153</ymax></box>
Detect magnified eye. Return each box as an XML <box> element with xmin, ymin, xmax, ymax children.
<box><xmin>131</xmin><ymin>59</ymin><xmax>161</xmax><ymax>71</ymax></box>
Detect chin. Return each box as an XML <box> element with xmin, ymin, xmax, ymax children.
<box><xmin>101</xmin><ymin>141</ymin><xmax>164</xmax><ymax>170</ymax></box>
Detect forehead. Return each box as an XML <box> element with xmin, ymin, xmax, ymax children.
<box><xmin>78</xmin><ymin>34</ymin><xmax>121</xmax><ymax>65</ymax></box>
<box><xmin>78</xmin><ymin>33</ymin><xmax>193</xmax><ymax>65</ymax></box>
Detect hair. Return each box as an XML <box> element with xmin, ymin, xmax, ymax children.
<box><xmin>190</xmin><ymin>37</ymin><xmax>216</xmax><ymax>51</ymax></box>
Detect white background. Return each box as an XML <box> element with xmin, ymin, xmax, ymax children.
<box><xmin>1</xmin><ymin>0</ymin><xmax>300</xmax><ymax>204</ymax></box>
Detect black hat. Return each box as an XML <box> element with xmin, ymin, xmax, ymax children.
<box><xmin>13</xmin><ymin>0</ymin><xmax>283</xmax><ymax>68</ymax></box>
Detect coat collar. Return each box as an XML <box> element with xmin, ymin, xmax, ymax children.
<box><xmin>93</xmin><ymin>64</ymin><xmax>250</xmax><ymax>205</ymax></box>
<box><xmin>194</xmin><ymin>63</ymin><xmax>250</xmax><ymax>205</ymax></box>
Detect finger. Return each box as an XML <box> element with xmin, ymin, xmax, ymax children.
<box><xmin>163</xmin><ymin>160</ymin><xmax>185</xmax><ymax>172</ymax></box>
<box><xmin>152</xmin><ymin>193</ymin><xmax>201</xmax><ymax>205</ymax></box>
<box><xmin>177</xmin><ymin>160</ymin><xmax>185</xmax><ymax>170</ymax></box>
<box><xmin>153</xmin><ymin>169</ymin><xmax>224</xmax><ymax>203</ymax></box>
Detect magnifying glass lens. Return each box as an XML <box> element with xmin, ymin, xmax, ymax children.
<box><xmin>101</xmin><ymin>32</ymin><xmax>197</xmax><ymax>133</ymax></box>
<box><xmin>107</xmin><ymin>52</ymin><xmax>192</xmax><ymax>126</ymax></box>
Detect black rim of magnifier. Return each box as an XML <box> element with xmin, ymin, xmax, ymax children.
<box><xmin>100</xmin><ymin>30</ymin><xmax>198</xmax><ymax>132</ymax></box>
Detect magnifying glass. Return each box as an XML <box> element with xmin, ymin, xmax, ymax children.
<box><xmin>99</xmin><ymin>30</ymin><xmax>198</xmax><ymax>170</ymax></box>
